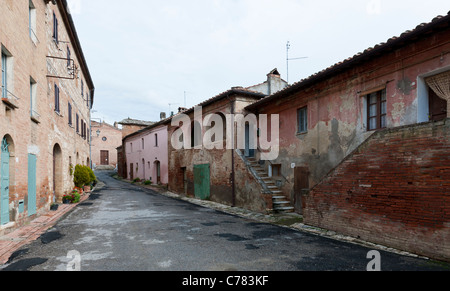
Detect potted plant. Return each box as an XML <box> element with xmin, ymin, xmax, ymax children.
<box><xmin>74</xmin><ymin>164</ymin><xmax>89</xmax><ymax>186</ymax></box>
<box><xmin>50</xmin><ymin>203</ymin><xmax>59</xmax><ymax>211</ymax></box>
<box><xmin>71</xmin><ymin>190</ymin><xmax>81</xmax><ymax>203</ymax></box>
<box><xmin>62</xmin><ymin>194</ymin><xmax>73</xmax><ymax>204</ymax></box>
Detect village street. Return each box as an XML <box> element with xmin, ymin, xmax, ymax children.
<box><xmin>1</xmin><ymin>171</ymin><xmax>448</xmax><ymax>272</ymax></box>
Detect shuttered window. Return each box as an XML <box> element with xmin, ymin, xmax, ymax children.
<box><xmin>68</xmin><ymin>102</ymin><xmax>72</xmax><ymax>126</ymax></box>
<box><xmin>54</xmin><ymin>84</ymin><xmax>60</xmax><ymax>113</ymax></box>
<box><xmin>1</xmin><ymin>52</ymin><xmax>7</xmax><ymax>98</ymax></box>
<box><xmin>53</xmin><ymin>12</ymin><xmax>58</xmax><ymax>44</ymax></box>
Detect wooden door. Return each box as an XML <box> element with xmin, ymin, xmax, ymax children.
<box><xmin>245</xmin><ymin>123</ymin><xmax>255</xmax><ymax>157</ymax></box>
<box><xmin>429</xmin><ymin>88</ymin><xmax>447</xmax><ymax>121</ymax></box>
<box><xmin>129</xmin><ymin>163</ymin><xmax>134</xmax><ymax>180</ymax></box>
<box><xmin>28</xmin><ymin>154</ymin><xmax>37</xmax><ymax>216</ymax></box>
<box><xmin>1</xmin><ymin>139</ymin><xmax>10</xmax><ymax>225</ymax></box>
<box><xmin>155</xmin><ymin>161</ymin><xmax>161</xmax><ymax>184</ymax></box>
<box><xmin>194</xmin><ymin>164</ymin><xmax>210</xmax><ymax>200</ymax></box>
<box><xmin>100</xmin><ymin>150</ymin><xmax>109</xmax><ymax>165</ymax></box>
<box><xmin>294</xmin><ymin>167</ymin><xmax>309</xmax><ymax>214</ymax></box>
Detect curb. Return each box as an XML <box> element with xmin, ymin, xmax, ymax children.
<box><xmin>0</xmin><ymin>192</ymin><xmax>91</xmax><ymax>265</ymax></box>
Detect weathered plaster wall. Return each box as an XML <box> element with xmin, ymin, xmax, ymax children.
<box><xmin>168</xmin><ymin>95</ymin><xmax>269</xmax><ymax>212</ymax></box>
<box><xmin>253</xmin><ymin>27</ymin><xmax>450</xmax><ymax>212</ymax></box>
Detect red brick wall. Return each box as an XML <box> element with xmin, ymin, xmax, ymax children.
<box><xmin>304</xmin><ymin>119</ymin><xmax>450</xmax><ymax>262</ymax></box>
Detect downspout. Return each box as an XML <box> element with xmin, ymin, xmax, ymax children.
<box><xmin>227</xmin><ymin>95</ymin><xmax>236</xmax><ymax>207</ymax></box>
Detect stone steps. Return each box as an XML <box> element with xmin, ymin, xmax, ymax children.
<box><xmin>247</xmin><ymin>157</ymin><xmax>294</xmax><ymax>213</ymax></box>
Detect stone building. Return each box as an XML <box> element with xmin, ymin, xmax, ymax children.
<box><xmin>0</xmin><ymin>0</ymin><xmax>94</xmax><ymax>233</ymax></box>
<box><xmin>90</xmin><ymin>121</ymin><xmax>122</xmax><ymax>169</ymax></box>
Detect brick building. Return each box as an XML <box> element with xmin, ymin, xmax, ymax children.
<box><xmin>90</xmin><ymin>121</ymin><xmax>122</xmax><ymax>169</ymax></box>
<box><xmin>168</xmin><ymin>71</ymin><xmax>288</xmax><ymax>212</ymax></box>
<box><xmin>245</xmin><ymin>13</ymin><xmax>450</xmax><ymax>261</ymax></box>
<box><xmin>0</xmin><ymin>0</ymin><xmax>94</xmax><ymax>233</ymax></box>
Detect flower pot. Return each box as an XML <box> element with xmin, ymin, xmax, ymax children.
<box><xmin>50</xmin><ymin>204</ymin><xmax>59</xmax><ymax>211</ymax></box>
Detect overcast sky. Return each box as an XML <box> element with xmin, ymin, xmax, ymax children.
<box><xmin>67</xmin><ymin>0</ymin><xmax>450</xmax><ymax>125</ymax></box>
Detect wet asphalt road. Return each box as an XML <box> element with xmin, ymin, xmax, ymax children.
<box><xmin>1</xmin><ymin>171</ymin><xmax>448</xmax><ymax>271</ymax></box>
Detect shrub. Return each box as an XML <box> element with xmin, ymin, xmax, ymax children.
<box><xmin>133</xmin><ymin>178</ymin><xmax>141</xmax><ymax>183</ymax></box>
<box><xmin>73</xmin><ymin>164</ymin><xmax>90</xmax><ymax>188</ymax></box>
<box><xmin>144</xmin><ymin>180</ymin><xmax>152</xmax><ymax>185</ymax></box>
<box><xmin>85</xmin><ymin>166</ymin><xmax>96</xmax><ymax>184</ymax></box>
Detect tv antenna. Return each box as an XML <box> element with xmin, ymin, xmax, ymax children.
<box><xmin>286</xmin><ymin>41</ymin><xmax>308</xmax><ymax>84</ymax></box>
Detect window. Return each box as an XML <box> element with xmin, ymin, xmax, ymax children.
<box><xmin>155</xmin><ymin>134</ymin><xmax>158</xmax><ymax>147</ymax></box>
<box><xmin>30</xmin><ymin>77</ymin><xmax>37</xmax><ymax>118</ymax></box>
<box><xmin>52</xmin><ymin>11</ymin><xmax>58</xmax><ymax>44</ymax></box>
<box><xmin>367</xmin><ymin>90</ymin><xmax>387</xmax><ymax>131</ymax></box>
<box><xmin>142</xmin><ymin>138</ymin><xmax>145</xmax><ymax>149</ymax></box>
<box><xmin>81</xmin><ymin>79</ymin><xmax>84</xmax><ymax>97</ymax></box>
<box><xmin>54</xmin><ymin>84</ymin><xmax>60</xmax><ymax>113</ymax></box>
<box><xmin>68</xmin><ymin>102</ymin><xmax>72</xmax><ymax>126</ymax></box>
<box><xmin>81</xmin><ymin>119</ymin><xmax>84</xmax><ymax>138</ymax></box>
<box><xmin>76</xmin><ymin>113</ymin><xmax>79</xmax><ymax>133</ymax></box>
<box><xmin>1</xmin><ymin>52</ymin><xmax>6</xmax><ymax>98</ymax></box>
<box><xmin>29</xmin><ymin>0</ymin><xmax>37</xmax><ymax>43</ymax></box>
<box><xmin>297</xmin><ymin>107</ymin><xmax>308</xmax><ymax>134</ymax></box>
<box><xmin>67</xmin><ymin>46</ymin><xmax>71</xmax><ymax>67</ymax></box>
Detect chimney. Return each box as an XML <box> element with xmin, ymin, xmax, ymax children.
<box><xmin>267</xmin><ymin>68</ymin><xmax>287</xmax><ymax>95</ymax></box>
<box><xmin>178</xmin><ymin>107</ymin><xmax>187</xmax><ymax>113</ymax></box>
<box><xmin>160</xmin><ymin>112</ymin><xmax>167</xmax><ymax>120</ymax></box>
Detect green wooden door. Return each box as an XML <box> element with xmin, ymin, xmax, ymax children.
<box><xmin>1</xmin><ymin>139</ymin><xmax>10</xmax><ymax>225</ymax></box>
<box><xmin>194</xmin><ymin>164</ymin><xmax>210</xmax><ymax>200</ymax></box>
<box><xmin>28</xmin><ymin>154</ymin><xmax>37</xmax><ymax>216</ymax></box>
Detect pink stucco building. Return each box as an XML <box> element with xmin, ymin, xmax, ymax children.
<box><xmin>123</xmin><ymin>122</ymin><xmax>168</xmax><ymax>185</ymax></box>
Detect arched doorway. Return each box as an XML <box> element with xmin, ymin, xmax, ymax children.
<box><xmin>154</xmin><ymin>160</ymin><xmax>161</xmax><ymax>184</ymax></box>
<box><xmin>53</xmin><ymin>144</ymin><xmax>63</xmax><ymax>202</ymax></box>
<box><xmin>1</xmin><ymin>135</ymin><xmax>14</xmax><ymax>225</ymax></box>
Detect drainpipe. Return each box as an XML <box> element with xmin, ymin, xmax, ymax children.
<box><xmin>227</xmin><ymin>96</ymin><xmax>236</xmax><ymax>207</ymax></box>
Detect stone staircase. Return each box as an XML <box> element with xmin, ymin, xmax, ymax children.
<box><xmin>244</xmin><ymin>156</ymin><xmax>294</xmax><ymax>214</ymax></box>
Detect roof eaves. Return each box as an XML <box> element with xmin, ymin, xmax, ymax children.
<box><xmin>246</xmin><ymin>12</ymin><xmax>450</xmax><ymax>111</ymax></box>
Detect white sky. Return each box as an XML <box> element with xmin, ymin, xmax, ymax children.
<box><xmin>67</xmin><ymin>0</ymin><xmax>450</xmax><ymax>125</ymax></box>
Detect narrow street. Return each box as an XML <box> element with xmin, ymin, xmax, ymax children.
<box><xmin>1</xmin><ymin>171</ymin><xmax>448</xmax><ymax>272</ymax></box>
